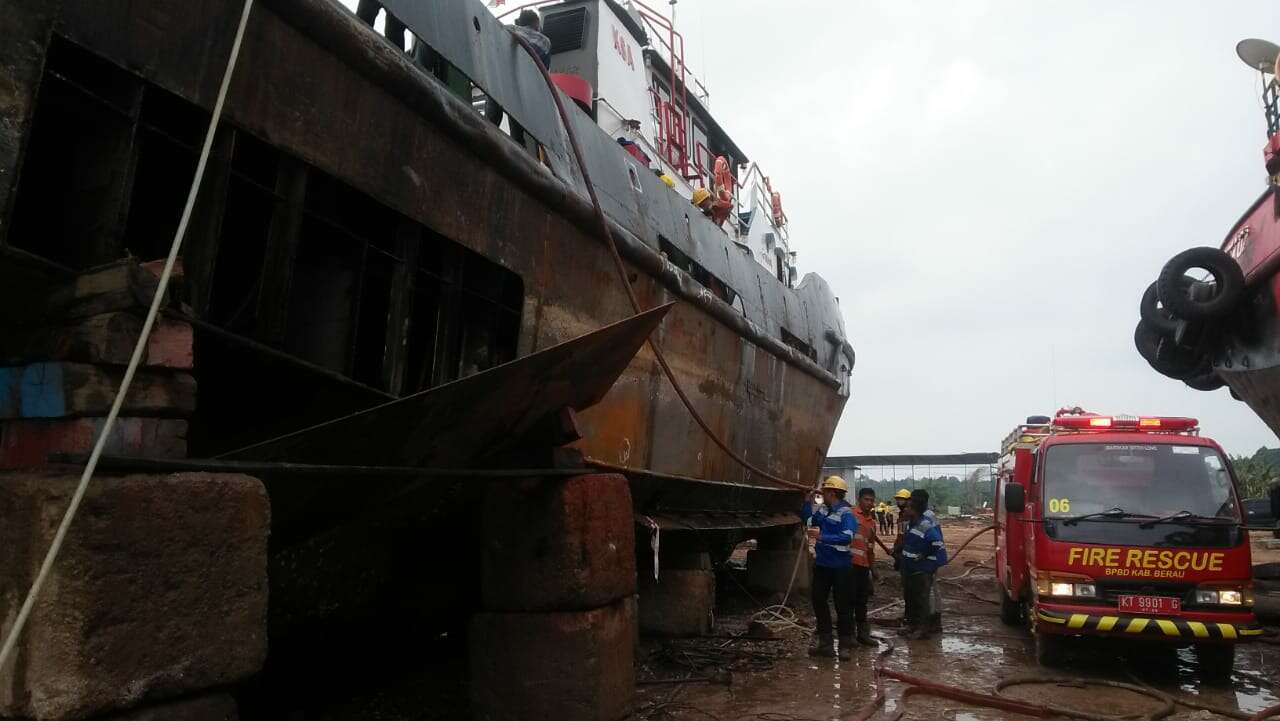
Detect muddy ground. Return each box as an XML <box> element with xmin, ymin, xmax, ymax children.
<box><xmin>636</xmin><ymin>518</ymin><xmax>1280</xmax><ymax>721</ymax></box>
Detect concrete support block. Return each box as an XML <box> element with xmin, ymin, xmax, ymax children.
<box><xmin>0</xmin><ymin>472</ymin><xmax>269</xmax><ymax>721</ymax></box>
<box><xmin>746</xmin><ymin>548</ymin><xmax>811</xmax><ymax>598</ymax></box>
<box><xmin>638</xmin><ymin>569</ymin><xmax>715</xmax><ymax>637</ymax></box>
<box><xmin>481</xmin><ymin>473</ymin><xmax>636</xmax><ymax>611</ymax></box>
<box><xmin>0</xmin><ymin>417</ymin><xmax>187</xmax><ymax>469</ymax></box>
<box><xmin>469</xmin><ymin>597</ymin><xmax>636</xmax><ymax>721</ymax></box>
<box><xmin>97</xmin><ymin>694</ymin><xmax>237</xmax><ymax>721</ymax></box>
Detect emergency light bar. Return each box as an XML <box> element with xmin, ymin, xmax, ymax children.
<box><xmin>1052</xmin><ymin>415</ymin><xmax>1198</xmax><ymax>432</ymax></box>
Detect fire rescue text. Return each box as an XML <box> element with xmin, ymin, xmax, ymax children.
<box><xmin>1065</xmin><ymin>546</ymin><xmax>1225</xmax><ymax>579</ymax></box>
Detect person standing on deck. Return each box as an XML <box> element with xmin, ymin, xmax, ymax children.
<box><xmin>802</xmin><ymin>476</ymin><xmax>858</xmax><ymax>661</ymax></box>
<box><xmin>485</xmin><ymin>10</ymin><xmax>551</xmax><ymax>149</ymax></box>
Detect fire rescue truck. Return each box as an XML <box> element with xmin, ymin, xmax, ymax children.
<box><xmin>995</xmin><ymin>410</ymin><xmax>1260</xmax><ymax>674</ymax></box>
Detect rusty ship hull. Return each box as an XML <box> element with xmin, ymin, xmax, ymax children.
<box><xmin>0</xmin><ymin>0</ymin><xmax>851</xmax><ymax>486</ymax></box>
<box><xmin>0</xmin><ymin>0</ymin><xmax>854</xmax><ymax>716</ymax></box>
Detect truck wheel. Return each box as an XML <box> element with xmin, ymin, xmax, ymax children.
<box><xmin>1157</xmin><ymin>247</ymin><xmax>1245</xmax><ymax>320</ymax></box>
<box><xmin>1193</xmin><ymin>644</ymin><xmax>1235</xmax><ymax>684</ymax></box>
<box><xmin>1034</xmin><ymin>632</ymin><xmax>1063</xmax><ymax>667</ymax></box>
<box><xmin>1140</xmin><ymin>281</ymin><xmax>1180</xmax><ymax>336</ymax></box>
<box><xmin>999</xmin><ymin>591</ymin><xmax>1023</xmax><ymax>626</ymax></box>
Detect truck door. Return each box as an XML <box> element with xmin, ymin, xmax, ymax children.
<box><xmin>1005</xmin><ymin>447</ymin><xmax>1033</xmax><ymax>598</ymax></box>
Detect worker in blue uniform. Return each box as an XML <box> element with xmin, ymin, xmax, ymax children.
<box><xmin>899</xmin><ymin>491</ymin><xmax>947</xmax><ymax>639</ymax></box>
<box><xmin>802</xmin><ymin>475</ymin><xmax>859</xmax><ymax>660</ymax></box>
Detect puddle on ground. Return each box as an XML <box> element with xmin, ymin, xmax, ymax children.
<box><xmin>638</xmin><ymin>562</ymin><xmax>1280</xmax><ymax>721</ymax></box>
<box><xmin>939</xmin><ymin>635</ymin><xmax>1004</xmax><ymax>657</ymax></box>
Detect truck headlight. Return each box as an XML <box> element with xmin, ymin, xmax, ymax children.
<box><xmin>1049</xmin><ymin>582</ymin><xmax>1072</xmax><ymax>596</ymax></box>
<box><xmin>1075</xmin><ymin>584</ymin><xmax>1097</xmax><ymax>598</ymax></box>
<box><xmin>1195</xmin><ymin>585</ymin><xmax>1252</xmax><ymax>606</ymax></box>
<box><xmin>1195</xmin><ymin>590</ymin><xmax>1220</xmax><ymax>605</ymax></box>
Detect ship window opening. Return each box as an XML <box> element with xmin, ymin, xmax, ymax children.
<box><xmin>781</xmin><ymin>327</ymin><xmax>818</xmax><ymax>363</ymax></box>
<box><xmin>628</xmin><ymin>165</ymin><xmax>643</xmax><ymax>192</ymax></box>
<box><xmin>405</xmin><ymin>240</ymin><xmax>523</xmax><ymax>392</ymax></box>
<box><xmin>543</xmin><ymin>8</ymin><xmax>588</xmax><ymax>55</ymax></box>
<box><xmin>658</xmin><ymin>237</ymin><xmax>738</xmax><ymax>308</ymax></box>
<box><xmin>8</xmin><ymin>37</ymin><xmax>144</xmax><ymax>269</ymax></box>
<box><xmin>123</xmin><ymin>92</ymin><xmax>206</xmax><ymax>261</ymax></box>
<box><xmin>208</xmin><ymin>174</ymin><xmax>274</xmax><ymax>333</ymax></box>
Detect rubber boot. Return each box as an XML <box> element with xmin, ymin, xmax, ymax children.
<box><xmin>837</xmin><ymin>637</ymin><xmax>853</xmax><ymax>662</ymax></box>
<box><xmin>856</xmin><ymin>621</ymin><xmax>876</xmax><ymax>646</ymax></box>
<box><xmin>808</xmin><ymin>635</ymin><xmax>835</xmax><ymax>657</ymax></box>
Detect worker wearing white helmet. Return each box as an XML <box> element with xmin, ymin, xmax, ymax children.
<box><xmin>801</xmin><ymin>475</ymin><xmax>859</xmax><ymax>661</ymax></box>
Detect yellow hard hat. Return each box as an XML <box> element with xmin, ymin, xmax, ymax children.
<box><xmin>821</xmin><ymin>475</ymin><xmax>848</xmax><ymax>492</ymax></box>
<box><xmin>660</xmin><ymin>174</ymin><xmax>676</xmax><ymax>188</ymax></box>
<box><xmin>894</xmin><ymin>488</ymin><xmax>911</xmax><ymax>500</ymax></box>
<box><xmin>692</xmin><ymin>187</ymin><xmax>711</xmax><ymax>205</ymax></box>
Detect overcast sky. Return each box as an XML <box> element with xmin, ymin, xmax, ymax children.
<box><xmin>655</xmin><ymin>0</ymin><xmax>1280</xmax><ymax>459</ymax></box>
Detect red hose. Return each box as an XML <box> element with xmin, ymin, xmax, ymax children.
<box><xmin>878</xmin><ymin>668</ymin><xmax>1051</xmax><ymax>717</ymax></box>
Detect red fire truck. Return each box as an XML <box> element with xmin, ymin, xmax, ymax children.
<box><xmin>995</xmin><ymin>410</ymin><xmax>1260</xmax><ymax>673</ymax></box>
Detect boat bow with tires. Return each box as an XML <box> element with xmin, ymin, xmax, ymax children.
<box><xmin>1133</xmin><ymin>38</ymin><xmax>1280</xmax><ymax>434</ymax></box>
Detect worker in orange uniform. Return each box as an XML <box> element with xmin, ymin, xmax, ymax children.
<box><xmin>850</xmin><ymin>488</ymin><xmax>882</xmax><ymax>646</ymax></box>
<box><xmin>691</xmin><ymin>187</ymin><xmax>715</xmax><ymax>218</ymax></box>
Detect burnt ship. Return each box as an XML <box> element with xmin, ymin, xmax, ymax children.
<box><xmin>1133</xmin><ymin>38</ymin><xmax>1280</xmax><ymax>438</ymax></box>
<box><xmin>0</xmin><ymin>0</ymin><xmax>851</xmax><ymax>718</ymax></box>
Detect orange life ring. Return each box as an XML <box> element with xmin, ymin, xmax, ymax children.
<box><xmin>713</xmin><ymin>156</ymin><xmax>734</xmax><ymax>196</ymax></box>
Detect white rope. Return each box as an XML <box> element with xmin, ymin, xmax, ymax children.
<box><xmin>0</xmin><ymin>0</ymin><xmax>255</xmax><ymax>672</ymax></box>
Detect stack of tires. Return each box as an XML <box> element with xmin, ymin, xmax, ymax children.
<box><xmin>1135</xmin><ymin>247</ymin><xmax>1245</xmax><ymax>392</ymax></box>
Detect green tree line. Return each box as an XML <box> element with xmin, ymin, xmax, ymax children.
<box><xmin>1230</xmin><ymin>447</ymin><xmax>1280</xmax><ymax>500</ymax></box>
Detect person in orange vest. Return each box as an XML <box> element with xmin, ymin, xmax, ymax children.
<box><xmin>852</xmin><ymin>487</ymin><xmax>892</xmax><ymax>646</ymax></box>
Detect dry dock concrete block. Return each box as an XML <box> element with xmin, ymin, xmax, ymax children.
<box><xmin>746</xmin><ymin>548</ymin><xmax>812</xmax><ymax>597</ymax></box>
<box><xmin>0</xmin><ymin>472</ymin><xmax>269</xmax><ymax>721</ymax></box>
<box><xmin>470</xmin><ymin>597</ymin><xmax>635</xmax><ymax>721</ymax></box>
<box><xmin>97</xmin><ymin>694</ymin><xmax>237</xmax><ymax>721</ymax></box>
<box><xmin>481</xmin><ymin>473</ymin><xmax>636</xmax><ymax>611</ymax></box>
<box><xmin>638</xmin><ymin>569</ymin><xmax>715</xmax><ymax>637</ymax></box>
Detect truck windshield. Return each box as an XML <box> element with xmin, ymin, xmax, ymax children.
<box><xmin>1041</xmin><ymin>443</ymin><xmax>1243</xmax><ymax>548</ymax></box>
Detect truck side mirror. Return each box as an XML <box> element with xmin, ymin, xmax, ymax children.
<box><xmin>1004</xmin><ymin>483</ymin><xmax>1025</xmax><ymax>514</ymax></box>
<box><xmin>1270</xmin><ymin>483</ymin><xmax>1280</xmax><ymax>520</ymax></box>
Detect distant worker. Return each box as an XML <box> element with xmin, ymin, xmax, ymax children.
<box><xmin>893</xmin><ymin>488</ymin><xmax>911</xmax><ymax>538</ymax></box>
<box><xmin>899</xmin><ymin>490</ymin><xmax>946</xmax><ymax>639</ymax></box>
<box><xmin>691</xmin><ymin>187</ymin><xmax>715</xmax><ymax>218</ymax></box>
<box><xmin>356</xmin><ymin>0</ymin><xmax>407</xmax><ymax>52</ymax></box>
<box><xmin>850</xmin><ymin>488</ymin><xmax>882</xmax><ymax>647</ymax></box>
<box><xmin>802</xmin><ymin>476</ymin><xmax>858</xmax><ymax>661</ymax></box>
<box><xmin>875</xmin><ymin>502</ymin><xmax>889</xmax><ymax>535</ymax></box>
<box><xmin>486</xmin><ymin>10</ymin><xmax>551</xmax><ymax>148</ymax></box>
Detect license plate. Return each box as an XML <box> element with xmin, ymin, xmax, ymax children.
<box><xmin>1118</xmin><ymin>595</ymin><xmax>1180</xmax><ymax>615</ymax></box>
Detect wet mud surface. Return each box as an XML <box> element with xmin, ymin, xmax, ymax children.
<box><xmin>636</xmin><ymin>519</ymin><xmax>1280</xmax><ymax>721</ymax></box>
